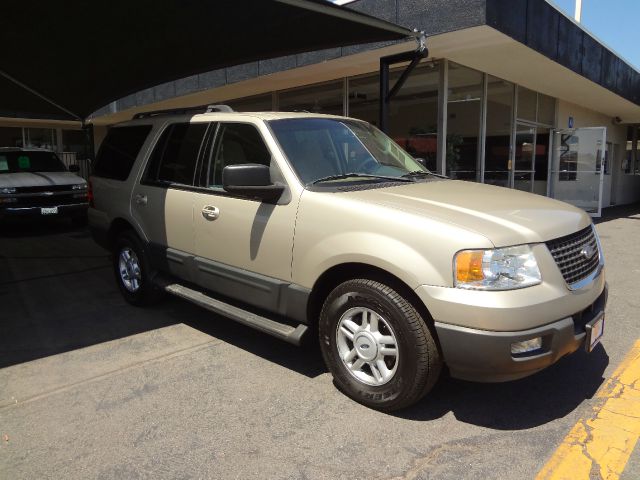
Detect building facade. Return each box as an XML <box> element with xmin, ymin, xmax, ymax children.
<box><xmin>3</xmin><ymin>0</ymin><xmax>639</xmax><ymax>214</ymax></box>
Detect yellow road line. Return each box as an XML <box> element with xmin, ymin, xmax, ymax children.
<box><xmin>536</xmin><ymin>340</ymin><xmax>640</xmax><ymax>480</ymax></box>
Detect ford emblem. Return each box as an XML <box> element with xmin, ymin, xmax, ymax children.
<box><xmin>580</xmin><ymin>244</ymin><xmax>596</xmax><ymax>260</ymax></box>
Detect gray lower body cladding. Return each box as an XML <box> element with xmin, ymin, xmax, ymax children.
<box><xmin>435</xmin><ymin>285</ymin><xmax>608</xmax><ymax>382</ymax></box>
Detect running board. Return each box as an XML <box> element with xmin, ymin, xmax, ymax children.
<box><xmin>162</xmin><ymin>283</ymin><xmax>308</xmax><ymax>346</ymax></box>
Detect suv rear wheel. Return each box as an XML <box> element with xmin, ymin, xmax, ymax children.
<box><xmin>113</xmin><ymin>231</ymin><xmax>163</xmax><ymax>306</ymax></box>
<box><xmin>319</xmin><ymin>279</ymin><xmax>441</xmax><ymax>411</ymax></box>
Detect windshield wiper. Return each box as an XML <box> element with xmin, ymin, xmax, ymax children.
<box><xmin>309</xmin><ymin>173</ymin><xmax>414</xmax><ymax>186</ymax></box>
<box><xmin>309</xmin><ymin>173</ymin><xmax>413</xmax><ymax>186</ymax></box>
<box><xmin>401</xmin><ymin>170</ymin><xmax>448</xmax><ymax>180</ymax></box>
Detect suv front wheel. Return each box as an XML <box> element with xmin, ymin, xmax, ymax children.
<box><xmin>113</xmin><ymin>231</ymin><xmax>163</xmax><ymax>306</ymax></box>
<box><xmin>319</xmin><ymin>279</ymin><xmax>442</xmax><ymax>411</ymax></box>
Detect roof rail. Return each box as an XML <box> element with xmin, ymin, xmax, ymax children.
<box><xmin>132</xmin><ymin>104</ymin><xmax>234</xmax><ymax>119</ymax></box>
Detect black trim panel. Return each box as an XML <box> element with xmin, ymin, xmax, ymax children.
<box><xmin>148</xmin><ymin>242</ymin><xmax>311</xmax><ymax>324</ymax></box>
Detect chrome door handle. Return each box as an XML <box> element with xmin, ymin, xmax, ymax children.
<box><xmin>201</xmin><ymin>205</ymin><xmax>220</xmax><ymax>220</ymax></box>
<box><xmin>134</xmin><ymin>194</ymin><xmax>147</xmax><ymax>206</ymax></box>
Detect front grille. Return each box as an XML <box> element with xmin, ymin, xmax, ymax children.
<box><xmin>16</xmin><ymin>185</ymin><xmax>76</xmax><ymax>193</ymax></box>
<box><xmin>546</xmin><ymin>226</ymin><xmax>600</xmax><ymax>286</ymax></box>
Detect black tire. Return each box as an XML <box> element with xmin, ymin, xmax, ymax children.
<box><xmin>319</xmin><ymin>279</ymin><xmax>442</xmax><ymax>411</ymax></box>
<box><xmin>113</xmin><ymin>230</ymin><xmax>163</xmax><ymax>306</ymax></box>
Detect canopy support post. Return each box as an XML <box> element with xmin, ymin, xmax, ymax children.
<box><xmin>379</xmin><ymin>31</ymin><xmax>428</xmax><ymax>133</ymax></box>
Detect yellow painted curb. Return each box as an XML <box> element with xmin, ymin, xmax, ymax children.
<box><xmin>536</xmin><ymin>340</ymin><xmax>640</xmax><ymax>480</ymax></box>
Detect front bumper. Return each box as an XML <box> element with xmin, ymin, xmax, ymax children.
<box><xmin>432</xmin><ymin>284</ymin><xmax>607</xmax><ymax>382</ymax></box>
<box><xmin>0</xmin><ymin>202</ymin><xmax>88</xmax><ymax>218</ymax></box>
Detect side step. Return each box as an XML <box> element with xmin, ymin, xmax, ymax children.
<box><xmin>163</xmin><ymin>283</ymin><xmax>309</xmax><ymax>346</ymax></box>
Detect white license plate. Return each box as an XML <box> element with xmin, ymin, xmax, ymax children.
<box><xmin>40</xmin><ymin>207</ymin><xmax>58</xmax><ymax>215</ymax></box>
<box><xmin>586</xmin><ymin>314</ymin><xmax>605</xmax><ymax>352</ymax></box>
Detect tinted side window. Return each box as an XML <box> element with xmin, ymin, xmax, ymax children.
<box><xmin>145</xmin><ymin>123</ymin><xmax>208</xmax><ymax>186</ymax></box>
<box><xmin>208</xmin><ymin>123</ymin><xmax>271</xmax><ymax>187</ymax></box>
<box><xmin>94</xmin><ymin>125</ymin><xmax>152</xmax><ymax>180</ymax></box>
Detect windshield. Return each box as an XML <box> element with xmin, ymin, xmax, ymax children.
<box><xmin>269</xmin><ymin>118</ymin><xmax>429</xmax><ymax>185</ymax></box>
<box><xmin>0</xmin><ymin>151</ymin><xmax>67</xmax><ymax>174</ymax></box>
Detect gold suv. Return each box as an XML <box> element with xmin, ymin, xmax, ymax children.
<box><xmin>88</xmin><ymin>106</ymin><xmax>607</xmax><ymax>411</ymax></box>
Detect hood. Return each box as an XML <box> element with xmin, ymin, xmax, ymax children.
<box><xmin>345</xmin><ymin>180</ymin><xmax>592</xmax><ymax>247</ymax></box>
<box><xmin>0</xmin><ymin>171</ymin><xmax>86</xmax><ymax>189</ymax></box>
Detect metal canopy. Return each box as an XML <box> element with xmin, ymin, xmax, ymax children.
<box><xmin>0</xmin><ymin>0</ymin><xmax>413</xmax><ymax>121</ymax></box>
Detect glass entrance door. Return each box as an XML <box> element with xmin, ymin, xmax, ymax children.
<box><xmin>548</xmin><ymin>127</ymin><xmax>606</xmax><ymax>217</ymax></box>
<box><xmin>513</xmin><ymin>124</ymin><xmax>536</xmax><ymax>192</ymax></box>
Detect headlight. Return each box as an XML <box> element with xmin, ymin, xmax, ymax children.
<box><xmin>71</xmin><ymin>184</ymin><xmax>87</xmax><ymax>190</ymax></box>
<box><xmin>454</xmin><ymin>245</ymin><xmax>541</xmax><ymax>290</ymax></box>
<box><xmin>0</xmin><ymin>187</ymin><xmax>17</xmax><ymax>194</ymax></box>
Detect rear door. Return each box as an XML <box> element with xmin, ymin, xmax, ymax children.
<box><xmin>131</xmin><ymin>121</ymin><xmax>211</xmax><ymax>279</ymax></box>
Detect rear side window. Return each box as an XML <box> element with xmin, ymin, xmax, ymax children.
<box><xmin>93</xmin><ymin>125</ymin><xmax>152</xmax><ymax>180</ymax></box>
<box><xmin>145</xmin><ymin>123</ymin><xmax>208</xmax><ymax>186</ymax></box>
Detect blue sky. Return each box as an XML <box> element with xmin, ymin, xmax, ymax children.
<box><xmin>549</xmin><ymin>0</ymin><xmax>639</xmax><ymax>69</ymax></box>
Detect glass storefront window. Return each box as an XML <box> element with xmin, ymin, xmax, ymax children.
<box><xmin>25</xmin><ymin>128</ymin><xmax>57</xmax><ymax>150</ymax></box>
<box><xmin>387</xmin><ymin>63</ymin><xmax>440</xmax><ymax>172</ymax></box>
<box><xmin>484</xmin><ymin>76</ymin><xmax>513</xmax><ymax>187</ymax></box>
<box><xmin>447</xmin><ymin>62</ymin><xmax>483</xmax><ymax>180</ymax></box>
<box><xmin>278</xmin><ymin>81</ymin><xmax>344</xmax><ymax>115</ymax></box>
<box><xmin>0</xmin><ymin>127</ymin><xmax>23</xmax><ymax>148</ymax></box>
<box><xmin>534</xmin><ymin>127</ymin><xmax>550</xmax><ymax>195</ymax></box>
<box><xmin>538</xmin><ymin>94</ymin><xmax>555</xmax><ymax>126</ymax></box>
<box><xmin>348</xmin><ymin>73</ymin><xmax>381</xmax><ymax>126</ymax></box>
<box><xmin>514</xmin><ymin>124</ymin><xmax>536</xmax><ymax>192</ymax></box>
<box><xmin>517</xmin><ymin>86</ymin><xmax>537</xmax><ymax>122</ymax></box>
<box><xmin>348</xmin><ymin>63</ymin><xmax>440</xmax><ymax>171</ymax></box>
<box><xmin>227</xmin><ymin>93</ymin><xmax>273</xmax><ymax>112</ymax></box>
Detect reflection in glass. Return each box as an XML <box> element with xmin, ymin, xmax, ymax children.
<box><xmin>484</xmin><ymin>76</ymin><xmax>513</xmax><ymax>187</ymax></box>
<box><xmin>227</xmin><ymin>94</ymin><xmax>273</xmax><ymax>112</ymax></box>
<box><xmin>534</xmin><ymin>128</ymin><xmax>550</xmax><ymax>195</ymax></box>
<box><xmin>447</xmin><ymin>63</ymin><xmax>483</xmax><ymax>180</ymax></box>
<box><xmin>514</xmin><ymin>124</ymin><xmax>535</xmax><ymax>192</ymax></box>
<box><xmin>25</xmin><ymin>128</ymin><xmax>57</xmax><ymax>150</ymax></box>
<box><xmin>517</xmin><ymin>86</ymin><xmax>537</xmax><ymax>122</ymax></box>
<box><xmin>537</xmin><ymin>94</ymin><xmax>556</xmax><ymax>126</ymax></box>
<box><xmin>278</xmin><ymin>81</ymin><xmax>344</xmax><ymax>115</ymax></box>
<box><xmin>349</xmin><ymin>64</ymin><xmax>440</xmax><ymax>172</ymax></box>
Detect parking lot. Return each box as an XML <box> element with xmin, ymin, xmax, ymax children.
<box><xmin>1</xmin><ymin>205</ymin><xmax>639</xmax><ymax>479</ymax></box>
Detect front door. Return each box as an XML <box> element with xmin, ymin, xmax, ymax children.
<box><xmin>192</xmin><ymin>121</ymin><xmax>298</xmax><ymax>312</ymax></box>
<box><xmin>548</xmin><ymin>127</ymin><xmax>606</xmax><ymax>217</ymax></box>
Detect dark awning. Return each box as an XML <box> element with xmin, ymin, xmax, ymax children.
<box><xmin>0</xmin><ymin>0</ymin><xmax>413</xmax><ymax>121</ymax></box>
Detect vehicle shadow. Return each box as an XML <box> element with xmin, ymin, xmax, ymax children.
<box><xmin>397</xmin><ymin>344</ymin><xmax>608</xmax><ymax>429</ymax></box>
<box><xmin>594</xmin><ymin>202</ymin><xmax>640</xmax><ymax>224</ymax></box>
<box><xmin>0</xmin><ymin>217</ymin><xmax>89</xmax><ymax>239</ymax></box>
<box><xmin>156</xmin><ymin>296</ymin><xmax>327</xmax><ymax>379</ymax></box>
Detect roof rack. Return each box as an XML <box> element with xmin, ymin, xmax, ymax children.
<box><xmin>132</xmin><ymin>104</ymin><xmax>234</xmax><ymax>119</ymax></box>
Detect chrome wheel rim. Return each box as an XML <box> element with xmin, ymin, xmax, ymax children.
<box><xmin>336</xmin><ymin>307</ymin><xmax>399</xmax><ymax>386</ymax></box>
<box><xmin>118</xmin><ymin>247</ymin><xmax>142</xmax><ymax>293</ymax></box>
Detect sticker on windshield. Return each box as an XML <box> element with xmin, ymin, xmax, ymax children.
<box><xmin>0</xmin><ymin>156</ymin><xmax>8</xmax><ymax>172</ymax></box>
<box><xmin>18</xmin><ymin>155</ymin><xmax>31</xmax><ymax>169</ymax></box>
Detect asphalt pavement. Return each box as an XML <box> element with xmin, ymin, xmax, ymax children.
<box><xmin>1</xmin><ymin>205</ymin><xmax>639</xmax><ymax>480</ymax></box>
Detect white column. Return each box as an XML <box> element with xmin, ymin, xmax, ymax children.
<box><xmin>574</xmin><ymin>0</ymin><xmax>582</xmax><ymax>22</ymax></box>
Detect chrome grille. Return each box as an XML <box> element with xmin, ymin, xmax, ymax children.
<box><xmin>546</xmin><ymin>226</ymin><xmax>600</xmax><ymax>286</ymax></box>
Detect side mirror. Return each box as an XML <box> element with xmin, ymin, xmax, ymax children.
<box><xmin>222</xmin><ymin>164</ymin><xmax>284</xmax><ymax>201</ymax></box>
<box><xmin>68</xmin><ymin>164</ymin><xmax>80</xmax><ymax>173</ymax></box>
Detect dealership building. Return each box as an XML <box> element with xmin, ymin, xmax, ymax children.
<box><xmin>2</xmin><ymin>0</ymin><xmax>639</xmax><ymax>216</ymax></box>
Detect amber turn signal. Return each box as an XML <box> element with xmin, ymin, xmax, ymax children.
<box><xmin>455</xmin><ymin>250</ymin><xmax>485</xmax><ymax>283</ymax></box>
